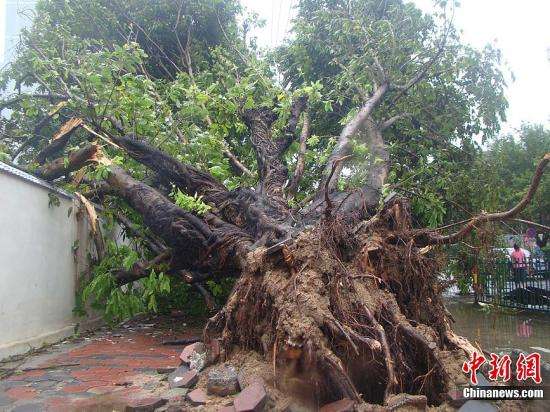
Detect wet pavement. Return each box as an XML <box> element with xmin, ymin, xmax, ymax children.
<box><xmin>0</xmin><ymin>315</ymin><xmax>202</xmax><ymax>411</ymax></box>
<box><xmin>445</xmin><ymin>295</ymin><xmax>550</xmax><ymax>362</ymax></box>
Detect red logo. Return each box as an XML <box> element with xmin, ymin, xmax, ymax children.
<box><xmin>516</xmin><ymin>353</ymin><xmax>542</xmax><ymax>384</ymax></box>
<box><xmin>462</xmin><ymin>352</ymin><xmax>542</xmax><ymax>385</ymax></box>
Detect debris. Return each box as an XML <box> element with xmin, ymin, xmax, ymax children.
<box><xmin>180</xmin><ymin>342</ymin><xmax>206</xmax><ymax>364</ymax></box>
<box><xmin>234</xmin><ymin>381</ymin><xmax>267</xmax><ymax>412</ymax></box>
<box><xmin>207</xmin><ymin>365</ymin><xmax>239</xmax><ymax>396</ymax></box>
<box><xmin>189</xmin><ymin>349</ymin><xmax>207</xmax><ymax>371</ymax></box>
<box><xmin>170</xmin><ymin>369</ymin><xmax>198</xmax><ymax>389</ymax></box>
<box><xmin>187</xmin><ymin>388</ymin><xmax>208</xmax><ymax>406</ymax></box>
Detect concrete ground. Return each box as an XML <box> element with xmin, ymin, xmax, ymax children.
<box><xmin>0</xmin><ymin>314</ymin><xmax>202</xmax><ymax>411</ymax></box>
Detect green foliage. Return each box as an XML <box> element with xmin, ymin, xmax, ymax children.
<box><xmin>77</xmin><ymin>242</ymin><xmax>172</xmax><ymax>324</ymax></box>
<box><xmin>170</xmin><ymin>188</ymin><xmax>212</xmax><ymax>215</ymax></box>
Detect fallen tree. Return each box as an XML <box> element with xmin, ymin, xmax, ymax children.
<box><xmin>2</xmin><ymin>0</ymin><xmax>547</xmax><ymax>408</ymax></box>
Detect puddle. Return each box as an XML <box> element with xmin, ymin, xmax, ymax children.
<box><xmin>445</xmin><ymin>295</ymin><xmax>550</xmax><ymax>362</ymax></box>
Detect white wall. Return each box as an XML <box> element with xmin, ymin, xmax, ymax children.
<box><xmin>0</xmin><ymin>162</ymin><xmax>98</xmax><ymax>360</ymax></box>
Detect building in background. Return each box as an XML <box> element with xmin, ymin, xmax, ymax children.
<box><xmin>1</xmin><ymin>0</ymin><xmax>36</xmax><ymax>65</ymax></box>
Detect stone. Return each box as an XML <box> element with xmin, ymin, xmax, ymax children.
<box><xmin>234</xmin><ymin>382</ymin><xmax>267</xmax><ymax>412</ymax></box>
<box><xmin>218</xmin><ymin>406</ymin><xmax>236</xmax><ymax>412</ymax></box>
<box><xmin>125</xmin><ymin>397</ymin><xmax>167</xmax><ymax>412</ymax></box>
<box><xmin>189</xmin><ymin>349</ymin><xmax>207</xmax><ymax>371</ymax></box>
<box><xmin>207</xmin><ymin>365</ymin><xmax>239</xmax><ymax>396</ymax></box>
<box><xmin>319</xmin><ymin>398</ymin><xmax>354</xmax><ymax>412</ymax></box>
<box><xmin>161</xmin><ymin>387</ymin><xmax>189</xmax><ymax>400</ymax></box>
<box><xmin>180</xmin><ymin>342</ymin><xmax>206</xmax><ymax>364</ymax></box>
<box><xmin>187</xmin><ymin>388</ymin><xmax>208</xmax><ymax>406</ymax></box>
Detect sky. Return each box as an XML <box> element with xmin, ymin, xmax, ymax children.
<box><xmin>0</xmin><ymin>0</ymin><xmax>548</xmax><ymax>133</ymax></box>
<box><xmin>241</xmin><ymin>0</ymin><xmax>550</xmax><ymax>134</ymax></box>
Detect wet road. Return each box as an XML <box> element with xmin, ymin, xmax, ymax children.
<box><xmin>445</xmin><ymin>295</ymin><xmax>550</xmax><ymax>362</ymax></box>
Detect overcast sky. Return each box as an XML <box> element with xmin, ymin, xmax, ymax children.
<box><xmin>1</xmin><ymin>0</ymin><xmax>548</xmax><ymax>133</ymax></box>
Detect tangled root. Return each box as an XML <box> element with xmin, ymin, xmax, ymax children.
<box><xmin>205</xmin><ymin>200</ymin><xmax>470</xmax><ymax>408</ymax></box>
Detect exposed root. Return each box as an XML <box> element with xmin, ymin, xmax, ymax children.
<box><xmin>205</xmin><ymin>200</ymin><xmax>469</xmax><ymax>408</ymax></box>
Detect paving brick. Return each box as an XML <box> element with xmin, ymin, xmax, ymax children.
<box><xmin>175</xmin><ymin>369</ymin><xmax>198</xmax><ymax>389</ymax></box>
<box><xmin>234</xmin><ymin>382</ymin><xmax>267</xmax><ymax>412</ymax></box>
<box><xmin>319</xmin><ymin>398</ymin><xmax>355</xmax><ymax>412</ymax></box>
<box><xmin>187</xmin><ymin>388</ymin><xmax>208</xmax><ymax>406</ymax></box>
<box><xmin>5</xmin><ymin>386</ymin><xmax>38</xmax><ymax>401</ymax></box>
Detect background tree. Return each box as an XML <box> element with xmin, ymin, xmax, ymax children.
<box><xmin>0</xmin><ymin>0</ymin><xmax>547</xmax><ymax>408</ymax></box>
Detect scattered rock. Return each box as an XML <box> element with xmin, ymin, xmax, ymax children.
<box><xmin>187</xmin><ymin>388</ymin><xmax>208</xmax><ymax>406</ymax></box>
<box><xmin>234</xmin><ymin>381</ymin><xmax>267</xmax><ymax>412</ymax></box>
<box><xmin>189</xmin><ymin>349</ymin><xmax>207</xmax><ymax>371</ymax></box>
<box><xmin>162</xmin><ymin>387</ymin><xmax>189</xmax><ymax>401</ymax></box>
<box><xmin>125</xmin><ymin>397</ymin><xmax>167</xmax><ymax>412</ymax></box>
<box><xmin>208</xmin><ymin>365</ymin><xmax>239</xmax><ymax>396</ymax></box>
<box><xmin>319</xmin><ymin>398</ymin><xmax>354</xmax><ymax>412</ymax></box>
<box><xmin>180</xmin><ymin>342</ymin><xmax>206</xmax><ymax>364</ymax></box>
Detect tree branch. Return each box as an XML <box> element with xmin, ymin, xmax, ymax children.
<box><xmin>320</xmin><ymin>82</ymin><xmax>389</xmax><ymax>193</ymax></box>
<box><xmin>35</xmin><ymin>117</ymin><xmax>83</xmax><ymax>164</ymax></box>
<box><xmin>277</xmin><ymin>95</ymin><xmax>308</xmax><ymax>156</ymax></box>
<box><xmin>416</xmin><ymin>154</ymin><xmax>550</xmax><ymax>245</ymax></box>
<box><xmin>35</xmin><ymin>144</ymin><xmax>101</xmax><ymax>181</ymax></box>
<box><xmin>288</xmin><ymin>111</ymin><xmax>310</xmax><ymax>195</ymax></box>
<box><xmin>379</xmin><ymin>113</ymin><xmax>411</xmax><ymax>131</ymax></box>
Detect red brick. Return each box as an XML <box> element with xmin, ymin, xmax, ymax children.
<box><xmin>234</xmin><ymin>382</ymin><xmax>267</xmax><ymax>412</ymax></box>
<box><xmin>5</xmin><ymin>386</ymin><xmax>38</xmax><ymax>401</ymax></box>
<box><xmin>187</xmin><ymin>388</ymin><xmax>208</xmax><ymax>406</ymax></box>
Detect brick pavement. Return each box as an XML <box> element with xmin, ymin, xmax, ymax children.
<box><xmin>0</xmin><ymin>316</ymin><xmax>202</xmax><ymax>411</ymax></box>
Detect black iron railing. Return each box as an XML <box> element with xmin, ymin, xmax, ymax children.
<box><xmin>476</xmin><ymin>256</ymin><xmax>550</xmax><ymax>312</ymax></box>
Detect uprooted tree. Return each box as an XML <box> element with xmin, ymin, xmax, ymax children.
<box><xmin>1</xmin><ymin>0</ymin><xmax>548</xmax><ymax>407</ymax></box>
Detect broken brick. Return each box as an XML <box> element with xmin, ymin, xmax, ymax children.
<box><xmin>208</xmin><ymin>365</ymin><xmax>239</xmax><ymax>396</ymax></box>
<box><xmin>234</xmin><ymin>382</ymin><xmax>267</xmax><ymax>412</ymax></box>
<box><xmin>187</xmin><ymin>388</ymin><xmax>208</xmax><ymax>406</ymax></box>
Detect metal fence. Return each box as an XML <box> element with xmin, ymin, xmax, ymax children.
<box><xmin>476</xmin><ymin>256</ymin><xmax>550</xmax><ymax>312</ymax></box>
